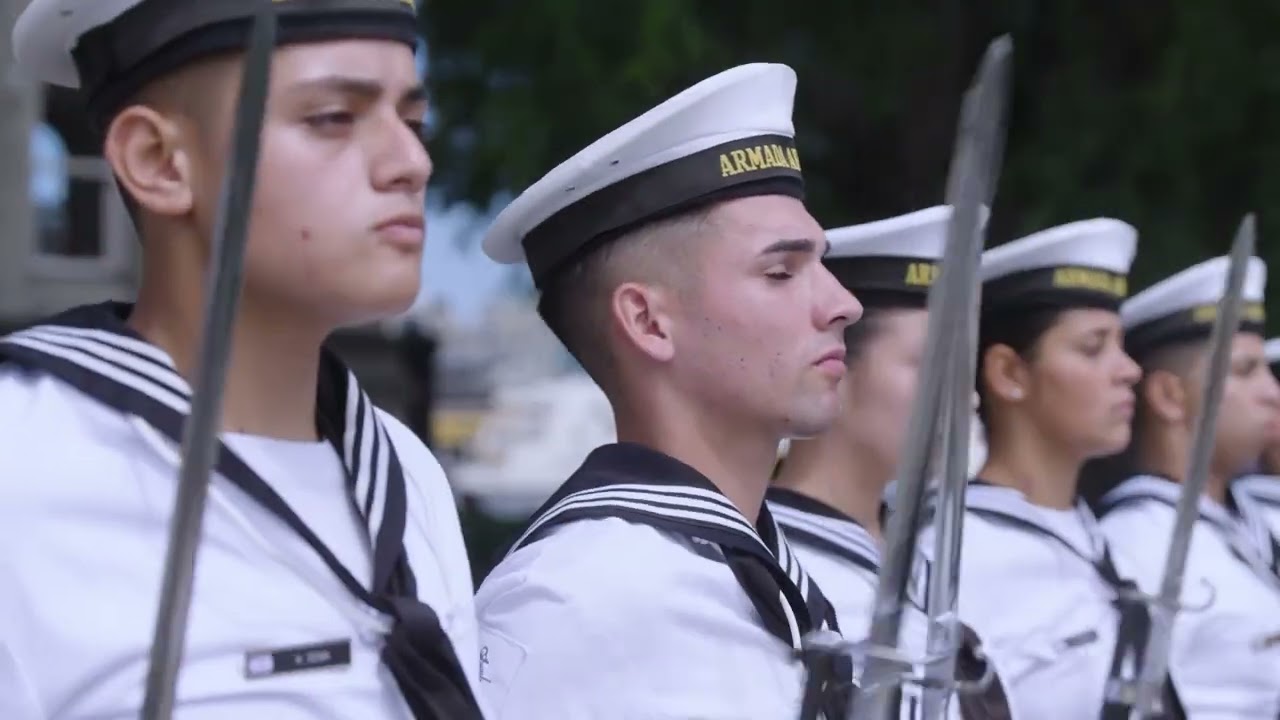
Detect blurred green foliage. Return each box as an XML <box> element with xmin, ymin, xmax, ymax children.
<box><xmin>423</xmin><ymin>1</ymin><xmax>1280</xmax><ymax>576</ymax></box>
<box><xmin>423</xmin><ymin>0</ymin><xmax>1280</xmax><ymax>300</ymax></box>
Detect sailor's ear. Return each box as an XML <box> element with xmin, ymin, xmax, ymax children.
<box><xmin>104</xmin><ymin>105</ymin><xmax>196</xmax><ymax>218</ymax></box>
<box><xmin>1142</xmin><ymin>369</ymin><xmax>1189</xmax><ymax>425</ymax></box>
<box><xmin>980</xmin><ymin>343</ymin><xmax>1030</xmax><ymax>405</ymax></box>
<box><xmin>612</xmin><ymin>281</ymin><xmax>676</xmax><ymax>364</ymax></box>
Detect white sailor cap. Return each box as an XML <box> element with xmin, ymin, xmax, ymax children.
<box><xmin>1121</xmin><ymin>255</ymin><xmax>1268</xmax><ymax>358</ymax></box>
<box><xmin>13</xmin><ymin>0</ymin><xmax>418</xmax><ymax>128</ymax></box>
<box><xmin>980</xmin><ymin>218</ymin><xmax>1137</xmax><ymax>312</ymax></box>
<box><xmin>823</xmin><ymin>204</ymin><xmax>990</xmax><ymax>307</ymax></box>
<box><xmin>1265</xmin><ymin>337</ymin><xmax>1280</xmax><ymax>370</ymax></box>
<box><xmin>481</xmin><ymin>63</ymin><xmax>804</xmax><ymax>290</ymax></box>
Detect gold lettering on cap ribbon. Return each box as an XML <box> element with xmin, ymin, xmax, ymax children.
<box><xmin>719</xmin><ymin>143</ymin><xmax>802</xmax><ymax>177</ymax></box>
<box><xmin>904</xmin><ymin>262</ymin><xmax>939</xmax><ymax>287</ymax></box>
<box><xmin>1051</xmin><ymin>267</ymin><xmax>1127</xmax><ymax>297</ymax></box>
<box><xmin>1192</xmin><ymin>302</ymin><xmax>1265</xmax><ymax>324</ymax></box>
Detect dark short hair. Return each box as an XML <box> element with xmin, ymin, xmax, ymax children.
<box><xmin>536</xmin><ymin>206</ymin><xmax>708</xmax><ymax>392</ymax></box>
<box><xmin>536</xmin><ymin>241</ymin><xmax>616</xmax><ymax>384</ymax></box>
<box><xmin>974</xmin><ymin>304</ymin><xmax>1068</xmax><ymax>427</ymax></box>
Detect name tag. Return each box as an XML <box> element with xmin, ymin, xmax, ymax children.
<box><xmin>1060</xmin><ymin>629</ymin><xmax>1099</xmax><ymax>649</ymax></box>
<box><xmin>244</xmin><ymin>639</ymin><xmax>352</xmax><ymax>679</ymax></box>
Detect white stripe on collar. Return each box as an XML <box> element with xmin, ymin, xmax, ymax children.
<box><xmin>1229</xmin><ymin>485</ymin><xmax>1280</xmax><ymax>570</ymax></box>
<box><xmin>511</xmin><ymin>483</ymin><xmax>764</xmax><ymax>555</ymax></box>
<box><xmin>768</xmin><ymin>501</ymin><xmax>883</xmax><ymax>568</ymax></box>
<box><xmin>9</xmin><ymin>326</ymin><xmax>190</xmax><ymax>410</ymax></box>
<box><xmin>1105</xmin><ymin>475</ymin><xmax>1280</xmax><ymax>590</ymax></box>
<box><xmin>966</xmin><ymin>482</ymin><xmax>1106</xmax><ymax>561</ymax></box>
<box><xmin>773</xmin><ymin>519</ymin><xmax>808</xmax><ymax>603</ymax></box>
<box><xmin>5</xmin><ymin>323</ymin><xmax>392</xmax><ymax>550</ymax></box>
<box><xmin>510</xmin><ymin>481</ymin><xmax>834</xmax><ymax>646</ymax></box>
<box><xmin>1235</xmin><ymin>474</ymin><xmax>1280</xmax><ymax>508</ymax></box>
<box><xmin>1101</xmin><ymin>474</ymin><xmax>1233</xmax><ymax>527</ymax></box>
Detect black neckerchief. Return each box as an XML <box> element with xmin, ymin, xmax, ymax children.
<box><xmin>0</xmin><ymin>302</ymin><xmax>482</xmax><ymax>719</ymax></box>
<box><xmin>508</xmin><ymin>442</ymin><xmax>852</xmax><ymax>719</ymax></box>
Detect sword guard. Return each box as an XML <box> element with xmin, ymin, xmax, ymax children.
<box><xmin>799</xmin><ymin>630</ymin><xmax>992</xmax><ymax>695</ymax></box>
<box><xmin>1113</xmin><ymin>577</ymin><xmax>1216</xmax><ymax>615</ymax></box>
<box><xmin>1177</xmin><ymin>578</ymin><xmax>1217</xmax><ymax>613</ymax></box>
<box><xmin>950</xmin><ymin>640</ymin><xmax>997</xmax><ymax>695</ymax></box>
<box><xmin>1104</xmin><ymin>677</ymin><xmax>1168</xmax><ymax>718</ymax></box>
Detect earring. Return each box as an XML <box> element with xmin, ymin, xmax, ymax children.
<box><xmin>1009</xmin><ymin>387</ymin><xmax>1023</xmax><ymax>400</ymax></box>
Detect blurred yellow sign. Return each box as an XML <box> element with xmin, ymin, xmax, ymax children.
<box><xmin>433</xmin><ymin>409</ymin><xmax>487</xmax><ymax>448</ymax></box>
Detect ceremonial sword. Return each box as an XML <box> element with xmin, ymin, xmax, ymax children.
<box><xmin>792</xmin><ymin>34</ymin><xmax>1013</xmax><ymax>720</ymax></box>
<box><xmin>1127</xmin><ymin>214</ymin><xmax>1258</xmax><ymax>719</ymax></box>
<box><xmin>917</xmin><ymin>34</ymin><xmax>1013</xmax><ymax>720</ymax></box>
<box><xmin>853</xmin><ymin>35</ymin><xmax>1011</xmax><ymax>720</ymax></box>
<box><xmin>140</xmin><ymin>7</ymin><xmax>278</xmax><ymax>718</ymax></box>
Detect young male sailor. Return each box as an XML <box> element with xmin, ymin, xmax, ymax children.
<box><xmin>0</xmin><ymin>2</ymin><xmax>483</xmax><ymax>718</ymax></box>
<box><xmin>1234</xmin><ymin>337</ymin><xmax>1280</xmax><ymax>535</ymax></box>
<box><xmin>934</xmin><ymin>219</ymin><xmax>1184</xmax><ymax>719</ymax></box>
<box><xmin>473</xmin><ymin>64</ymin><xmax>863</xmax><ymax>719</ymax></box>
<box><xmin>768</xmin><ymin>205</ymin><xmax>1012</xmax><ymax>719</ymax></box>
<box><xmin>1098</xmin><ymin>255</ymin><xmax>1280</xmax><ymax>719</ymax></box>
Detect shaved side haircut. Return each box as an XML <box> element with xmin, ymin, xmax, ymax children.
<box><xmin>537</xmin><ymin>207</ymin><xmax>711</xmax><ymax>394</ymax></box>
<box><xmin>107</xmin><ymin>54</ymin><xmax>240</xmax><ymax>230</ymax></box>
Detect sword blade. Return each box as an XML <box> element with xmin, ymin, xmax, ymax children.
<box><xmin>853</xmin><ymin>35</ymin><xmax>1013</xmax><ymax>720</ymax></box>
<box><xmin>1131</xmin><ymin>213</ymin><xmax>1257</xmax><ymax>717</ymax></box>
<box><xmin>920</xmin><ymin>35</ymin><xmax>1013</xmax><ymax>720</ymax></box>
<box><xmin>140</xmin><ymin>9</ymin><xmax>278</xmax><ymax>719</ymax></box>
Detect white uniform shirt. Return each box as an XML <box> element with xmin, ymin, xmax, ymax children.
<box><xmin>0</xmin><ymin>335</ymin><xmax>480</xmax><ymax>718</ymax></box>
<box><xmin>1099</xmin><ymin>475</ymin><xmax>1280</xmax><ymax>720</ymax></box>
<box><xmin>1235</xmin><ymin>474</ymin><xmax>1280</xmax><ymax>538</ymax></box>
<box><xmin>475</xmin><ymin>443</ymin><xmax>845</xmax><ymax>720</ymax></box>
<box><xmin>478</xmin><ymin>518</ymin><xmax>811</xmax><ymax>720</ymax></box>
<box><xmin>929</xmin><ymin>483</ymin><xmax>1156</xmax><ymax>720</ymax></box>
<box><xmin>766</xmin><ymin>489</ymin><xmax>976</xmax><ymax>720</ymax></box>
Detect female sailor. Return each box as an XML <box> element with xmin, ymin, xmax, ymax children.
<box><xmin>937</xmin><ymin>218</ymin><xmax>1182</xmax><ymax>720</ymax></box>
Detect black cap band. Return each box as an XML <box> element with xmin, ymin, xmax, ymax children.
<box><xmin>523</xmin><ymin>133</ymin><xmax>805</xmax><ymax>289</ymax></box>
<box><xmin>983</xmin><ymin>265</ymin><xmax>1129</xmax><ymax>313</ymax></box>
<box><xmin>824</xmin><ymin>256</ymin><xmax>937</xmax><ymax>308</ymax></box>
<box><xmin>1125</xmin><ymin>302</ymin><xmax>1267</xmax><ymax>359</ymax></box>
<box><xmin>73</xmin><ymin>0</ymin><xmax>419</xmax><ymax>131</ymax></box>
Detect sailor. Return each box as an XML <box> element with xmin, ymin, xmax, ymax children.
<box><xmin>0</xmin><ymin>2</ymin><xmax>483</xmax><ymax>719</ymax></box>
<box><xmin>932</xmin><ymin>218</ymin><xmax>1185</xmax><ymax>720</ymax></box>
<box><xmin>1096</xmin><ymin>255</ymin><xmax>1280</xmax><ymax>719</ymax></box>
<box><xmin>1233</xmin><ymin>337</ymin><xmax>1280</xmax><ymax>535</ymax></box>
<box><xmin>767</xmin><ymin>205</ymin><xmax>1012</xmax><ymax>719</ymax></box>
<box><xmin>473</xmin><ymin>64</ymin><xmax>862</xmax><ymax>718</ymax></box>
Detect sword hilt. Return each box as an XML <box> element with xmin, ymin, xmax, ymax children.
<box><xmin>1113</xmin><ymin>576</ymin><xmax>1217</xmax><ymax>614</ymax></box>
<box><xmin>799</xmin><ymin>629</ymin><xmax>994</xmax><ymax>695</ymax></box>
